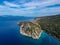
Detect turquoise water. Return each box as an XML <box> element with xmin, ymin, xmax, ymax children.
<box><xmin>0</xmin><ymin>21</ymin><xmax>60</xmax><ymax>45</ymax></box>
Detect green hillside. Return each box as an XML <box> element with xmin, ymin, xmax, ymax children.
<box><xmin>35</xmin><ymin>14</ymin><xmax>60</xmax><ymax>40</ymax></box>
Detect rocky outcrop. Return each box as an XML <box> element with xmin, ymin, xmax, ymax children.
<box><xmin>18</xmin><ymin>22</ymin><xmax>43</xmax><ymax>39</ymax></box>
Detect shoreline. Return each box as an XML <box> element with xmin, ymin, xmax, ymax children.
<box><xmin>32</xmin><ymin>30</ymin><xmax>43</xmax><ymax>39</ymax></box>
<box><xmin>19</xmin><ymin>22</ymin><xmax>43</xmax><ymax>39</ymax></box>
<box><xmin>20</xmin><ymin>27</ymin><xmax>43</xmax><ymax>39</ymax></box>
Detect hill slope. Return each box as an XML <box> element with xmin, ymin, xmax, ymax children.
<box><xmin>34</xmin><ymin>14</ymin><xmax>60</xmax><ymax>40</ymax></box>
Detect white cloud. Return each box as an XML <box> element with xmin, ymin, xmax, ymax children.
<box><xmin>0</xmin><ymin>0</ymin><xmax>60</xmax><ymax>16</ymax></box>
<box><xmin>3</xmin><ymin>0</ymin><xmax>60</xmax><ymax>10</ymax></box>
<box><xmin>23</xmin><ymin>0</ymin><xmax>60</xmax><ymax>8</ymax></box>
<box><xmin>0</xmin><ymin>5</ymin><xmax>5</xmax><ymax>8</ymax></box>
<box><xmin>22</xmin><ymin>6</ymin><xmax>60</xmax><ymax>17</ymax></box>
<box><xmin>4</xmin><ymin>1</ymin><xmax>20</xmax><ymax>7</ymax></box>
<box><xmin>0</xmin><ymin>5</ymin><xmax>34</xmax><ymax>16</ymax></box>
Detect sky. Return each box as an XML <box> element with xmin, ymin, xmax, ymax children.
<box><xmin>0</xmin><ymin>0</ymin><xmax>60</xmax><ymax>17</ymax></box>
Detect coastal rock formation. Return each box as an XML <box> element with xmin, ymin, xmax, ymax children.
<box><xmin>19</xmin><ymin>22</ymin><xmax>43</xmax><ymax>39</ymax></box>
<box><xmin>18</xmin><ymin>14</ymin><xmax>60</xmax><ymax>40</ymax></box>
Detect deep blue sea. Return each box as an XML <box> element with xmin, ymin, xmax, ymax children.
<box><xmin>0</xmin><ymin>20</ymin><xmax>60</xmax><ymax>45</ymax></box>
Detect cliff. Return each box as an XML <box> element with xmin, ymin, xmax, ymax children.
<box><xmin>19</xmin><ymin>22</ymin><xmax>43</xmax><ymax>39</ymax></box>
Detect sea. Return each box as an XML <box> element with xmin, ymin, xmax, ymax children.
<box><xmin>0</xmin><ymin>19</ymin><xmax>60</xmax><ymax>45</ymax></box>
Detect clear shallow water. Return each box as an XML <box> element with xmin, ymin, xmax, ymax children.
<box><xmin>0</xmin><ymin>21</ymin><xmax>60</xmax><ymax>45</ymax></box>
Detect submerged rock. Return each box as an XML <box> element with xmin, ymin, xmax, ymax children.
<box><xmin>18</xmin><ymin>22</ymin><xmax>43</xmax><ymax>39</ymax></box>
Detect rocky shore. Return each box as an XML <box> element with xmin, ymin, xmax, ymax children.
<box><xmin>19</xmin><ymin>22</ymin><xmax>43</xmax><ymax>39</ymax></box>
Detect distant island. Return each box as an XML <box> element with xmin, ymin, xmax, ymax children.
<box><xmin>0</xmin><ymin>15</ymin><xmax>35</xmax><ymax>21</ymax></box>
<box><xmin>18</xmin><ymin>14</ymin><xmax>60</xmax><ymax>40</ymax></box>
